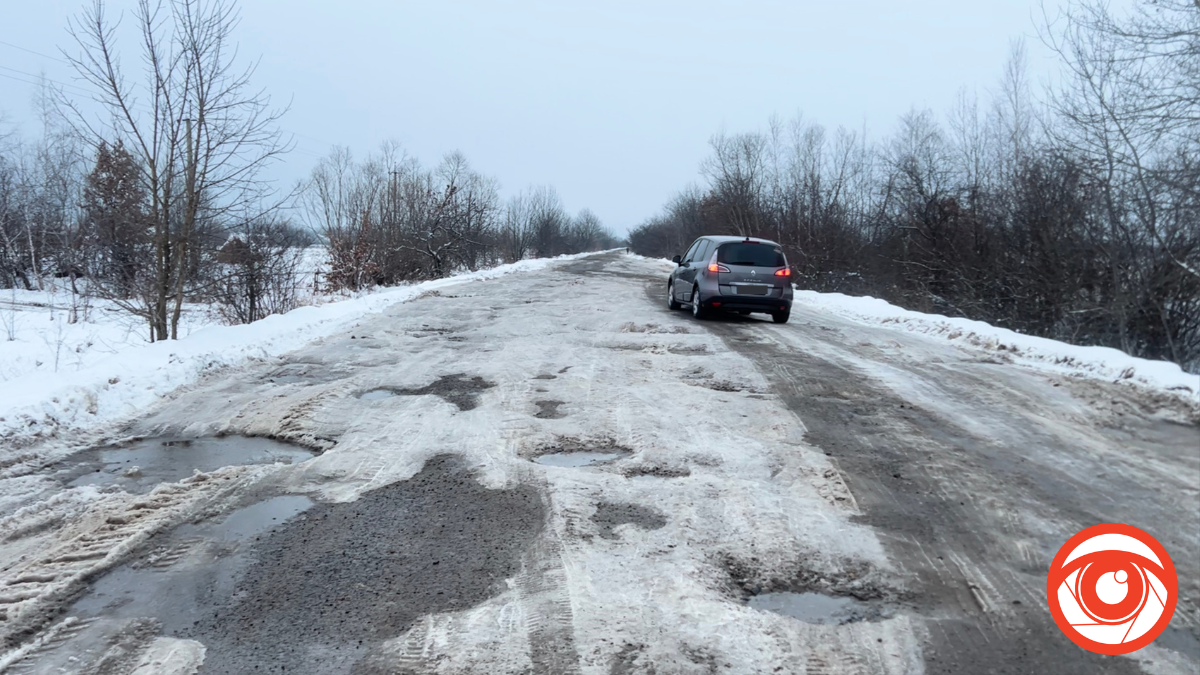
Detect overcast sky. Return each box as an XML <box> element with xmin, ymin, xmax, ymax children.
<box><xmin>0</xmin><ymin>0</ymin><xmax>1110</xmax><ymax>234</ymax></box>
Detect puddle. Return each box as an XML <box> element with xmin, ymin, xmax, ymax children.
<box><xmin>534</xmin><ymin>451</ymin><xmax>628</xmax><ymax>467</ymax></box>
<box><xmin>71</xmin><ymin>496</ymin><xmax>315</xmax><ymax>631</ymax></box>
<box><xmin>747</xmin><ymin>592</ymin><xmax>881</xmax><ymax>625</ymax></box>
<box><xmin>62</xmin><ymin>437</ymin><xmax>316</xmax><ymax>494</ymax></box>
<box><xmin>22</xmin><ymin>496</ymin><xmax>316</xmax><ymax>673</ymax></box>
<box><xmin>359</xmin><ymin>388</ymin><xmax>398</xmax><ymax>400</ymax></box>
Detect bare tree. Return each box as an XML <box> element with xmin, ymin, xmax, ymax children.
<box><xmin>57</xmin><ymin>0</ymin><xmax>290</xmax><ymax>340</ymax></box>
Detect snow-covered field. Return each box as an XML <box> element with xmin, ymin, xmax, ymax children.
<box><xmin>0</xmin><ymin>251</ymin><xmax>602</xmax><ymax>449</ymax></box>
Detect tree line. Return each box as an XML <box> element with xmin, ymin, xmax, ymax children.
<box><xmin>629</xmin><ymin>0</ymin><xmax>1199</xmax><ymax>372</ymax></box>
<box><xmin>302</xmin><ymin>143</ymin><xmax>617</xmax><ymax>291</ymax></box>
<box><xmin>0</xmin><ymin>0</ymin><xmax>616</xmax><ymax>342</ymax></box>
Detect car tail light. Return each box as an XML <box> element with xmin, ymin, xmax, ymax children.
<box><xmin>708</xmin><ymin>252</ymin><xmax>729</xmax><ymax>274</ymax></box>
<box><xmin>775</xmin><ymin>268</ymin><xmax>791</xmax><ymax>277</ymax></box>
<box><xmin>712</xmin><ymin>302</ymin><xmax>721</xmax><ymax>307</ymax></box>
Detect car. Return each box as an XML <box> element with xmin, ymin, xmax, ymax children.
<box><xmin>666</xmin><ymin>235</ymin><xmax>793</xmax><ymax>323</ymax></box>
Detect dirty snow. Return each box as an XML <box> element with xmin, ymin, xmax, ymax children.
<box><xmin>793</xmin><ymin>289</ymin><xmax>1200</xmax><ymax>401</ymax></box>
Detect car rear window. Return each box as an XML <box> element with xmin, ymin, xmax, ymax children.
<box><xmin>716</xmin><ymin>242</ymin><xmax>785</xmax><ymax>267</ymax></box>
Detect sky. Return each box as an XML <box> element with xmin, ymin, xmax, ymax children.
<box><xmin>0</xmin><ymin>0</ymin><xmax>1113</xmax><ymax>234</ymax></box>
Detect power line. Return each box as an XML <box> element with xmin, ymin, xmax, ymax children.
<box><xmin>0</xmin><ymin>40</ymin><xmax>69</xmax><ymax>65</ymax></box>
<box><xmin>0</xmin><ymin>65</ymin><xmax>93</xmax><ymax>97</ymax></box>
<box><xmin>1</xmin><ymin>40</ymin><xmax>333</xmax><ymax>161</ymax></box>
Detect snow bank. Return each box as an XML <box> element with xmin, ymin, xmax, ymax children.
<box><xmin>794</xmin><ymin>290</ymin><xmax>1199</xmax><ymax>400</ymax></box>
<box><xmin>0</xmin><ymin>252</ymin><xmax>602</xmax><ymax>447</ymax></box>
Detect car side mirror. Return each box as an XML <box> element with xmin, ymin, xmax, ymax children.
<box><xmin>671</xmin><ymin>255</ymin><xmax>682</xmax><ymax>264</ymax></box>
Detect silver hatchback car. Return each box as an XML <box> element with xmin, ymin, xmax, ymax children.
<box><xmin>666</xmin><ymin>236</ymin><xmax>793</xmax><ymax>323</ymax></box>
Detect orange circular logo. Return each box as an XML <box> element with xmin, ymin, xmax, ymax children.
<box><xmin>1047</xmin><ymin>523</ymin><xmax>1177</xmax><ymax>654</ymax></box>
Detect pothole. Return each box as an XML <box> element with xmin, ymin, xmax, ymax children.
<box><xmin>533</xmin><ymin>373</ymin><xmax>557</xmax><ymax>380</ymax></box>
<box><xmin>531</xmin><ymin>438</ymin><xmax>633</xmax><ymax>467</ymax></box>
<box><xmin>696</xmin><ymin>380</ymin><xmax>745</xmax><ymax>392</ymax></box>
<box><xmin>359</xmin><ymin>374</ymin><xmax>495</xmax><ymax>411</ymax></box>
<box><xmin>45</xmin><ymin>455</ymin><xmax>544</xmax><ymax>674</ymax></box>
<box><xmin>72</xmin><ymin>496</ymin><xmax>315</xmax><ymax>620</ymax></box>
<box><xmin>534</xmin><ymin>400</ymin><xmax>566</xmax><ymax>419</ymax></box>
<box><xmin>534</xmin><ymin>451</ymin><xmax>627</xmax><ymax>467</ymax></box>
<box><xmin>407</xmin><ymin>324</ymin><xmax>457</xmax><ymax>338</ymax></box>
<box><xmin>58</xmin><ymin>436</ymin><xmax>316</xmax><ymax>494</ymax></box>
<box><xmin>591</xmin><ymin>502</ymin><xmax>667</xmax><ymax>539</ymax></box>
<box><xmin>621</xmin><ymin>464</ymin><xmax>691</xmax><ymax>479</ymax></box>
<box><xmin>619</xmin><ymin>322</ymin><xmax>691</xmax><ymax>334</ymax></box>
<box><xmin>720</xmin><ymin>554</ymin><xmax>895</xmax><ymax>625</ymax></box>
<box><xmin>747</xmin><ymin>592</ymin><xmax>884</xmax><ymax>625</ymax></box>
<box><xmin>667</xmin><ymin>344</ymin><xmax>710</xmax><ymax>355</ymax></box>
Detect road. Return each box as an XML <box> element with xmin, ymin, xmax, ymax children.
<box><xmin>2</xmin><ymin>251</ymin><xmax>1197</xmax><ymax>674</ymax></box>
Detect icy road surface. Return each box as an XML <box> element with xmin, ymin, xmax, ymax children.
<box><xmin>1</xmin><ymin>251</ymin><xmax>1197</xmax><ymax>674</ymax></box>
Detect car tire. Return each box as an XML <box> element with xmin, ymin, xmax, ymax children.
<box><xmin>667</xmin><ymin>281</ymin><xmax>681</xmax><ymax>310</ymax></box>
<box><xmin>772</xmin><ymin>310</ymin><xmax>790</xmax><ymax>324</ymax></box>
<box><xmin>691</xmin><ymin>286</ymin><xmax>707</xmax><ymax>320</ymax></box>
<box><xmin>738</xmin><ymin>310</ymin><xmax>751</xmax><ymax>316</ymax></box>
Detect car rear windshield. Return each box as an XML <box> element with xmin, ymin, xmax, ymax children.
<box><xmin>716</xmin><ymin>242</ymin><xmax>785</xmax><ymax>267</ymax></box>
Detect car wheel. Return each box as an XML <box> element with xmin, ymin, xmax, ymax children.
<box><xmin>691</xmin><ymin>286</ymin><xmax>707</xmax><ymax>319</ymax></box>
<box><xmin>667</xmin><ymin>281</ymin><xmax>681</xmax><ymax>310</ymax></box>
<box><xmin>737</xmin><ymin>310</ymin><xmax>751</xmax><ymax>316</ymax></box>
<box><xmin>772</xmin><ymin>310</ymin><xmax>790</xmax><ymax>324</ymax></box>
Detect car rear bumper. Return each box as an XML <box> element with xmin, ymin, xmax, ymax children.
<box><xmin>701</xmin><ymin>295</ymin><xmax>791</xmax><ymax>312</ymax></box>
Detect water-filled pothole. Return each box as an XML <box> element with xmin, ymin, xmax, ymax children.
<box><xmin>72</xmin><ymin>496</ymin><xmax>315</xmax><ymax>624</ymax></box>
<box><xmin>60</xmin><ymin>436</ymin><xmax>316</xmax><ymax>494</ymax></box>
<box><xmin>722</xmin><ymin>555</ymin><xmax>894</xmax><ymax>625</ymax></box>
<box><xmin>746</xmin><ymin>592</ymin><xmax>884</xmax><ymax>625</ymax></box>
<box><xmin>19</xmin><ymin>496</ymin><xmax>315</xmax><ymax>674</ymax></box>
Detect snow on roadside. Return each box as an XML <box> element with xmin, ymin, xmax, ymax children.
<box><xmin>0</xmin><ymin>252</ymin><xmax>603</xmax><ymax>450</ymax></box>
<box><xmin>793</xmin><ymin>289</ymin><xmax>1200</xmax><ymax>401</ymax></box>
